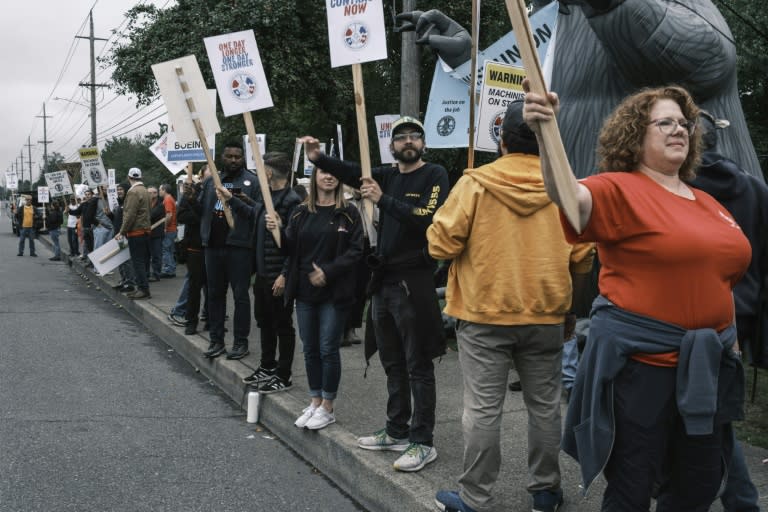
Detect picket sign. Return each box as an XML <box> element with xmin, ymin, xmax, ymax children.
<box><xmin>504</xmin><ymin>0</ymin><xmax>579</xmax><ymax>230</ymax></box>
<box><xmin>350</xmin><ymin>63</ymin><xmax>377</xmax><ymax>242</ymax></box>
<box><xmin>243</xmin><ymin>113</ymin><xmax>280</xmax><ymax>246</ymax></box>
<box><xmin>467</xmin><ymin>0</ymin><xmax>481</xmax><ymax>169</ymax></box>
<box><xmin>203</xmin><ymin>30</ymin><xmax>279</xmax><ymax>245</ymax></box>
<box><xmin>290</xmin><ymin>138</ymin><xmax>302</xmax><ymax>190</ymax></box>
<box><xmin>150</xmin><ymin>217</ymin><xmax>166</xmax><ymax>231</ymax></box>
<box><xmin>174</xmin><ymin>66</ymin><xmax>234</xmax><ymax>229</ymax></box>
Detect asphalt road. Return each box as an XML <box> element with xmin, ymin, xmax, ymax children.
<box><xmin>0</xmin><ymin>216</ymin><xmax>365</xmax><ymax>512</ymax></box>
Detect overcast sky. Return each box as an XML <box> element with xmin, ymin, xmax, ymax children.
<box><xmin>0</xmin><ymin>0</ymin><xmax>171</xmax><ymax>185</ymax></box>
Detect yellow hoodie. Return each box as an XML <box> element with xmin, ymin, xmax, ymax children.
<box><xmin>427</xmin><ymin>153</ymin><xmax>594</xmax><ymax>325</ymax></box>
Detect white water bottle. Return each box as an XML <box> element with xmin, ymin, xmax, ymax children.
<box><xmin>247</xmin><ymin>391</ymin><xmax>260</xmax><ymax>423</ymax></box>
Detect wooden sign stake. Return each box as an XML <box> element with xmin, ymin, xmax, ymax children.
<box><xmin>504</xmin><ymin>0</ymin><xmax>580</xmax><ymax>229</ymax></box>
<box><xmin>243</xmin><ymin>112</ymin><xmax>281</xmax><ymax>247</ymax></box>
<box><xmin>174</xmin><ymin>66</ymin><xmax>234</xmax><ymax>229</ymax></box>
<box><xmin>467</xmin><ymin>0</ymin><xmax>480</xmax><ymax>169</ymax></box>
<box><xmin>351</xmin><ymin>63</ymin><xmax>378</xmax><ymax>247</ymax></box>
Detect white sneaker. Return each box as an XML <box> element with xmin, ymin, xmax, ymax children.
<box><xmin>393</xmin><ymin>443</ymin><xmax>437</xmax><ymax>472</ymax></box>
<box><xmin>294</xmin><ymin>405</ymin><xmax>318</xmax><ymax>428</ymax></box>
<box><xmin>305</xmin><ymin>407</ymin><xmax>336</xmax><ymax>430</ymax></box>
<box><xmin>357</xmin><ymin>429</ymin><xmax>410</xmax><ymax>451</ymax></box>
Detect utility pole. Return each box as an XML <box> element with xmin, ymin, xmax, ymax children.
<box><xmin>37</xmin><ymin>103</ymin><xmax>53</xmax><ymax>175</ymax></box>
<box><xmin>76</xmin><ymin>10</ymin><xmax>108</xmax><ymax>147</ymax></box>
<box><xmin>399</xmin><ymin>0</ymin><xmax>420</xmax><ymax>117</ymax></box>
<box><xmin>19</xmin><ymin>151</ymin><xmax>24</xmax><ymax>187</ymax></box>
<box><xmin>25</xmin><ymin>137</ymin><xmax>34</xmax><ymax>184</ymax></box>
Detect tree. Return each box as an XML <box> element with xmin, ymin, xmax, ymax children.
<box><xmin>100</xmin><ymin>134</ymin><xmax>173</xmax><ymax>187</ymax></box>
<box><xmin>35</xmin><ymin>152</ymin><xmax>67</xmax><ymax>189</ymax></box>
<box><xmin>715</xmin><ymin>0</ymin><xmax>768</xmax><ymax>176</ymax></box>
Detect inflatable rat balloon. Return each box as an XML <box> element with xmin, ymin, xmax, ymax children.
<box><xmin>395</xmin><ymin>9</ymin><xmax>471</xmax><ymax>69</ymax></box>
<box><xmin>547</xmin><ymin>0</ymin><xmax>761</xmax><ymax>178</ymax></box>
<box><xmin>408</xmin><ymin>1</ymin><xmax>763</xmax><ymax>179</ymax></box>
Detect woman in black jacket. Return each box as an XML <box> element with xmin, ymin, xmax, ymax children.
<box><xmin>178</xmin><ymin>177</ymin><xmax>206</xmax><ymax>334</ymax></box>
<box><xmin>222</xmin><ymin>165</ymin><xmax>363</xmax><ymax>430</ymax></box>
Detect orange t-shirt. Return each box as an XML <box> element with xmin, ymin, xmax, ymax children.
<box><xmin>562</xmin><ymin>172</ymin><xmax>751</xmax><ymax>366</ymax></box>
<box><xmin>163</xmin><ymin>194</ymin><xmax>177</xmax><ymax>232</ymax></box>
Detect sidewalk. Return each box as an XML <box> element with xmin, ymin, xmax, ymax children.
<box><xmin>41</xmin><ymin>237</ymin><xmax>767</xmax><ymax>512</ymax></box>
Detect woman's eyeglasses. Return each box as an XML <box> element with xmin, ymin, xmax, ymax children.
<box><xmin>649</xmin><ymin>117</ymin><xmax>696</xmax><ymax>136</ymax></box>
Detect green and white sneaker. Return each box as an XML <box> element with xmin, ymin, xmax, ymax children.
<box><xmin>393</xmin><ymin>443</ymin><xmax>437</xmax><ymax>472</ymax></box>
<box><xmin>357</xmin><ymin>429</ymin><xmax>409</xmax><ymax>451</ymax></box>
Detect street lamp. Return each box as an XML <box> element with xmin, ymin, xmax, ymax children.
<box><xmin>53</xmin><ymin>96</ymin><xmax>90</xmax><ymax>109</ymax></box>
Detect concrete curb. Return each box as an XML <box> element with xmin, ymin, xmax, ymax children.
<box><xmin>49</xmin><ymin>241</ymin><xmax>435</xmax><ymax>512</ymax></box>
<box><xmin>37</xmin><ymin>234</ymin><xmax>768</xmax><ymax>512</ymax></box>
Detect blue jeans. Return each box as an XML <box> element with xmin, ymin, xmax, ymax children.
<box><xmin>720</xmin><ymin>434</ymin><xmax>760</xmax><ymax>511</ymax></box>
<box><xmin>18</xmin><ymin>227</ymin><xmax>36</xmax><ymax>255</ymax></box>
<box><xmin>93</xmin><ymin>225</ymin><xmax>113</xmax><ymax>250</ymax></box>
<box><xmin>49</xmin><ymin>228</ymin><xmax>61</xmax><ymax>258</ymax></box>
<box><xmin>118</xmin><ymin>260</ymin><xmax>136</xmax><ymax>286</ymax></box>
<box><xmin>149</xmin><ymin>237</ymin><xmax>162</xmax><ymax>278</ymax></box>
<box><xmin>127</xmin><ymin>234</ymin><xmax>150</xmax><ymax>291</ymax></box>
<box><xmin>162</xmin><ymin>231</ymin><xmax>177</xmax><ymax>274</ymax></box>
<box><xmin>67</xmin><ymin>227</ymin><xmax>79</xmax><ymax>255</ymax></box>
<box><xmin>295</xmin><ymin>300</ymin><xmax>347</xmax><ymax>401</ymax></box>
<box><xmin>562</xmin><ymin>335</ymin><xmax>579</xmax><ymax>391</ymax></box>
<box><xmin>171</xmin><ymin>271</ymin><xmax>190</xmax><ymax>317</ymax></box>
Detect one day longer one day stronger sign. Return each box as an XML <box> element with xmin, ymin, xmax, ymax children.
<box><xmin>203</xmin><ymin>30</ymin><xmax>273</xmax><ymax>117</ymax></box>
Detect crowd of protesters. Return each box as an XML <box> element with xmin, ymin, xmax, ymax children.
<box><xmin>18</xmin><ymin>91</ymin><xmax>766</xmax><ymax>511</ymax></box>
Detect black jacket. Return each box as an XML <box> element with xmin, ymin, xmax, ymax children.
<box><xmin>253</xmin><ymin>187</ymin><xmax>302</xmax><ymax>281</ymax></box>
<box><xmin>177</xmin><ymin>190</ymin><xmax>202</xmax><ymax>250</ymax></box>
<box><xmin>280</xmin><ymin>203</ymin><xmax>364</xmax><ymax>306</ymax></box>
<box><xmin>193</xmin><ymin>169</ymin><xmax>262</xmax><ymax>248</ymax></box>
<box><xmin>46</xmin><ymin>208</ymin><xmax>63</xmax><ymax>229</ymax></box>
<box><xmin>15</xmin><ymin>205</ymin><xmax>42</xmax><ymax>229</ymax></box>
<box><xmin>691</xmin><ymin>153</ymin><xmax>768</xmax><ymax>316</ymax></box>
<box><xmin>70</xmin><ymin>197</ymin><xmax>98</xmax><ymax>228</ymax></box>
<box><xmin>149</xmin><ymin>199</ymin><xmax>165</xmax><ymax>239</ymax></box>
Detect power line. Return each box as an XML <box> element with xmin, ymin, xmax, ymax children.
<box><xmin>108</xmin><ymin>111</ymin><xmax>167</xmax><ymax>140</ymax></box>
<box><xmin>96</xmin><ymin>101</ymin><xmax>164</xmax><ymax>139</ymax></box>
<box><xmin>27</xmin><ymin>0</ymin><xmax>165</xmax><ymax>163</ymax></box>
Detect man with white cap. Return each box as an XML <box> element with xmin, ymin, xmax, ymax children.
<box><xmin>115</xmin><ymin>167</ymin><xmax>152</xmax><ymax>299</ymax></box>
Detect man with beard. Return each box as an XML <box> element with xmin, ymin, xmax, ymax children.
<box><xmin>301</xmin><ymin>116</ymin><xmax>449</xmax><ymax>473</ymax></box>
<box><xmin>190</xmin><ymin>141</ymin><xmax>261</xmax><ymax>359</ymax></box>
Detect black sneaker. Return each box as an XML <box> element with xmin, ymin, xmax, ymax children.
<box><xmin>242</xmin><ymin>365</ymin><xmax>277</xmax><ymax>384</ymax></box>
<box><xmin>203</xmin><ymin>341</ymin><xmax>226</xmax><ymax>359</ymax></box>
<box><xmin>532</xmin><ymin>489</ymin><xmax>563</xmax><ymax>512</ymax></box>
<box><xmin>184</xmin><ymin>323</ymin><xmax>197</xmax><ymax>335</ymax></box>
<box><xmin>226</xmin><ymin>344</ymin><xmax>250</xmax><ymax>360</ymax></box>
<box><xmin>257</xmin><ymin>375</ymin><xmax>292</xmax><ymax>394</ymax></box>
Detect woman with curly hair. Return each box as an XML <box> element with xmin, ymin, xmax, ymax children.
<box><xmin>524</xmin><ymin>85</ymin><xmax>751</xmax><ymax>511</ymax></box>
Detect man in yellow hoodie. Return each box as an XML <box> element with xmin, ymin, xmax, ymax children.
<box><xmin>427</xmin><ymin>101</ymin><xmax>593</xmax><ymax>512</ymax></box>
